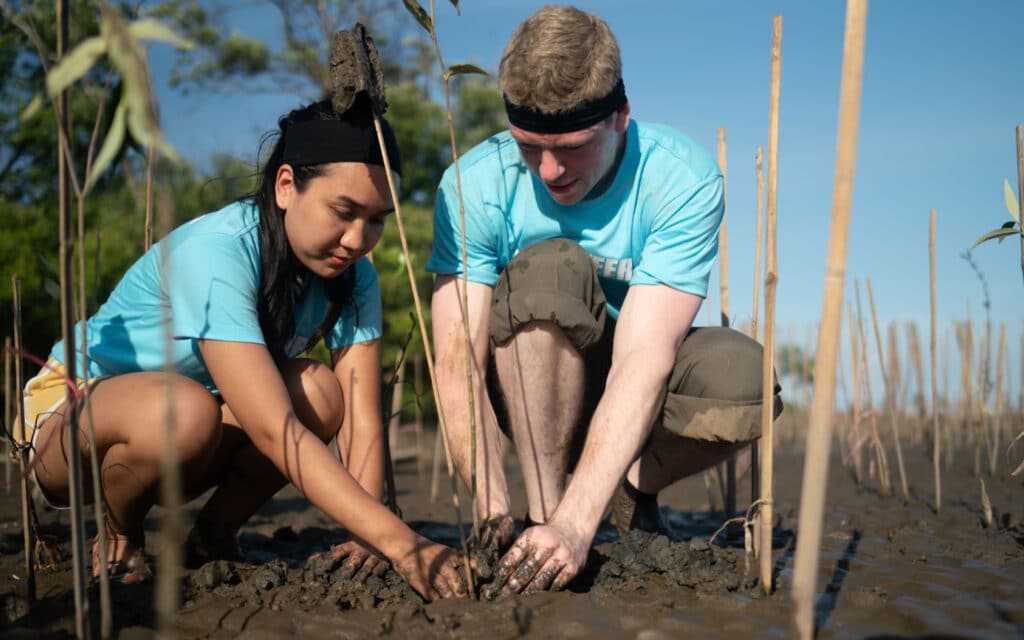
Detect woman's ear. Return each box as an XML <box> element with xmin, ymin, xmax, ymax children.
<box><xmin>275</xmin><ymin>164</ymin><xmax>295</xmax><ymax>210</ymax></box>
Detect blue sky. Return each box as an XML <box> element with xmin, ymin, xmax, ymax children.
<box><xmin>151</xmin><ymin>1</ymin><xmax>1024</xmax><ymax>400</ymax></box>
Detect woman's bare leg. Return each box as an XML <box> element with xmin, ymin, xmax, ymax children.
<box><xmin>32</xmin><ymin>372</ymin><xmax>222</xmax><ymax>570</ymax></box>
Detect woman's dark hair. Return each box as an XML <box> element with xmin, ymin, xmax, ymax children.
<box><xmin>247</xmin><ymin>95</ymin><xmax>395</xmax><ymax>363</ymax></box>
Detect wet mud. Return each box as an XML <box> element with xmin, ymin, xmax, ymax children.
<box><xmin>2</xmin><ymin>440</ymin><xmax>1023</xmax><ymax>638</ymax></box>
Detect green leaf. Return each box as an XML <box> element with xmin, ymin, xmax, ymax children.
<box><xmin>449</xmin><ymin>0</ymin><xmax>461</xmax><ymax>14</ymax></box>
<box><xmin>1005</xmin><ymin>178</ymin><xmax>1020</xmax><ymax>224</ymax></box>
<box><xmin>971</xmin><ymin>226</ymin><xmax>1021</xmax><ymax>250</ymax></box>
<box><xmin>44</xmin><ymin>278</ymin><xmax>61</xmax><ymax>301</ymax></box>
<box><xmin>128</xmin><ymin>18</ymin><xmax>195</xmax><ymax>50</ymax></box>
<box><xmin>402</xmin><ymin>0</ymin><xmax>433</xmax><ymax>33</ymax></box>
<box><xmin>84</xmin><ymin>98</ymin><xmax>127</xmax><ymax>194</ymax></box>
<box><xmin>45</xmin><ymin>36</ymin><xmax>107</xmax><ymax>96</ymax></box>
<box><xmin>19</xmin><ymin>93</ymin><xmax>44</xmax><ymax>122</ymax></box>
<box><xmin>447</xmin><ymin>63</ymin><xmax>488</xmax><ymax>78</ymax></box>
<box><xmin>1001</xmin><ymin>221</ymin><xmax>1017</xmax><ymax>229</ymax></box>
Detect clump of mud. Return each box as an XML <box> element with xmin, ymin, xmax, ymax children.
<box><xmin>585</xmin><ymin>529</ymin><xmax>756</xmax><ymax>597</ymax></box>
<box><xmin>185</xmin><ymin>554</ymin><xmax>421</xmax><ymax>613</ymax></box>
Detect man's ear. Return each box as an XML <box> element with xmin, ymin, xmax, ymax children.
<box><xmin>614</xmin><ymin>101</ymin><xmax>631</xmax><ymax>133</ymax></box>
<box><xmin>275</xmin><ymin>164</ymin><xmax>295</xmax><ymax>210</ymax></box>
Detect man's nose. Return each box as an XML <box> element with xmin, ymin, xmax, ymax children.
<box><xmin>538</xmin><ymin>149</ymin><xmax>564</xmax><ymax>182</ymax></box>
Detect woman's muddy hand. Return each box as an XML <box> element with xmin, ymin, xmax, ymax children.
<box><xmin>391</xmin><ymin>538</ymin><xmax>470</xmax><ymax>601</ymax></box>
<box><xmin>482</xmin><ymin>524</ymin><xmax>586</xmax><ymax>599</ymax></box>
<box><xmin>314</xmin><ymin>539</ymin><xmax>385</xmax><ymax>582</ymax></box>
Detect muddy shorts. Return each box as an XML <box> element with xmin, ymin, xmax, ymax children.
<box><xmin>12</xmin><ymin>359</ymin><xmax>92</xmax><ymax>510</ymax></box>
<box><xmin>486</xmin><ymin>238</ymin><xmax>782</xmax><ymax>459</ymax></box>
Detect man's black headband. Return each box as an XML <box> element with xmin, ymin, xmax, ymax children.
<box><xmin>504</xmin><ymin>79</ymin><xmax>627</xmax><ymax>134</ymax></box>
<box><xmin>282</xmin><ymin>117</ymin><xmax>402</xmax><ymax>176</ymax></box>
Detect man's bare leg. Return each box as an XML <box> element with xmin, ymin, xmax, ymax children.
<box><xmin>493</xmin><ymin>320</ymin><xmax>586</xmax><ymax>524</ymax></box>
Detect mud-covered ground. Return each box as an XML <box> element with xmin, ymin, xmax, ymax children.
<box><xmin>1</xmin><ymin>431</ymin><xmax>1023</xmax><ymax>639</ymax></box>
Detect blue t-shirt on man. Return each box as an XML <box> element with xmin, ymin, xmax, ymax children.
<box><xmin>51</xmin><ymin>200</ymin><xmax>382</xmax><ymax>392</ymax></box>
<box><xmin>426</xmin><ymin>119</ymin><xmax>724</xmax><ymax>318</ymax></box>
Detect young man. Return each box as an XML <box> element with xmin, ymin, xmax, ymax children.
<box><xmin>426</xmin><ymin>5</ymin><xmax>781</xmax><ymax>596</ymax></box>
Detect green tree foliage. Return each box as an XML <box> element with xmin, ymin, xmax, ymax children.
<box><xmin>1</xmin><ymin>0</ymin><xmax>505</xmax><ymax>423</ymax></box>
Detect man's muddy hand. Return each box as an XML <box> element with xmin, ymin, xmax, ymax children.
<box><xmin>391</xmin><ymin>539</ymin><xmax>470</xmax><ymax>601</ymax></box>
<box><xmin>482</xmin><ymin>524</ymin><xmax>586</xmax><ymax>599</ymax></box>
<box><xmin>479</xmin><ymin>514</ymin><xmax>516</xmax><ymax>553</ymax></box>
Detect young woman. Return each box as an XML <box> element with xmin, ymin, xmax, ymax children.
<box><xmin>18</xmin><ymin>95</ymin><xmax>467</xmax><ymax>600</ymax></box>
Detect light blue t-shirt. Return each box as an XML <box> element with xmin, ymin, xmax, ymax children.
<box><xmin>426</xmin><ymin>120</ymin><xmax>724</xmax><ymax>318</ymax></box>
<box><xmin>51</xmin><ymin>200</ymin><xmax>382</xmax><ymax>391</ymax></box>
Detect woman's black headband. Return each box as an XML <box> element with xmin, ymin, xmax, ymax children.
<box><xmin>281</xmin><ymin>116</ymin><xmax>402</xmax><ymax>176</ymax></box>
<box><xmin>504</xmin><ymin>79</ymin><xmax>627</xmax><ymax>134</ymax></box>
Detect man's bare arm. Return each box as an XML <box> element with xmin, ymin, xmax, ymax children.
<box><xmin>431</xmin><ymin>275</ymin><xmax>511</xmax><ymax>520</ymax></box>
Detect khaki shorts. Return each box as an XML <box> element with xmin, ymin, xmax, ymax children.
<box><xmin>13</xmin><ymin>359</ymin><xmax>91</xmax><ymax>510</ymax></box>
<box><xmin>486</xmin><ymin>238</ymin><xmax>782</xmax><ymax>457</ymax></box>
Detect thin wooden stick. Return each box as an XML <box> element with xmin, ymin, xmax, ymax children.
<box><xmin>156</xmin><ymin>184</ymin><xmax>184</xmax><ymax>639</ymax></box>
<box><xmin>1016</xmin><ymin>125</ymin><xmax>1023</xmax><ymax>287</ymax></box>
<box><xmin>930</xmin><ymin>209</ymin><xmax>941</xmax><ymax>512</ymax></box>
<box><xmin>144</xmin><ymin>144</ymin><xmax>155</xmax><ymax>252</ymax></box>
<box><xmin>55</xmin><ymin>0</ymin><xmax>89</xmax><ymax>631</ymax></box>
<box><xmin>759</xmin><ymin>14</ymin><xmax>782</xmax><ymax>596</ymax></box>
<box><xmin>847</xmin><ymin>302</ymin><xmax>863</xmax><ymax>484</ymax></box>
<box><xmin>865</xmin><ymin>279</ymin><xmax>909</xmax><ymax>501</ymax></box>
<box><xmin>752</xmin><ymin>146</ymin><xmax>764</xmax><ymax>342</ymax></box>
<box><xmin>371</xmin><ymin>114</ymin><xmax>473</xmax><ymax>592</ymax></box>
<box><xmin>855</xmin><ymin>282</ymin><xmax>891</xmax><ymax>496</ymax></box>
<box><xmin>718</xmin><ymin>127</ymin><xmax>730</xmax><ymax>328</ymax></box>
<box><xmin>990</xmin><ymin>323</ymin><xmax>1005</xmax><ymax>475</ymax></box>
<box><xmin>791</xmin><ymin>2</ymin><xmax>867</xmax><ymax>636</ymax></box>
<box><xmin>4</xmin><ymin>336</ymin><xmax>11</xmax><ymax>495</ymax></box>
<box><xmin>12</xmin><ymin>276</ymin><xmax>35</xmax><ymax>602</ymax></box>
<box><xmin>717</xmin><ymin>127</ymin><xmax>736</xmax><ymax>515</ymax></box>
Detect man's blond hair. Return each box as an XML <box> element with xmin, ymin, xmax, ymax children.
<box><xmin>499</xmin><ymin>5</ymin><xmax>622</xmax><ymax>114</ymax></box>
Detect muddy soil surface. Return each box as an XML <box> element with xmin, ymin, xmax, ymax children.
<box><xmin>1</xmin><ymin>439</ymin><xmax>1022</xmax><ymax>638</ymax></box>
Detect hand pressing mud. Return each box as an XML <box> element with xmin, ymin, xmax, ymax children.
<box><xmin>391</xmin><ymin>539</ymin><xmax>470</xmax><ymax>601</ymax></box>
<box><xmin>482</xmin><ymin>524</ymin><xmax>587</xmax><ymax>599</ymax></box>
<box><xmin>308</xmin><ymin>539</ymin><xmax>387</xmax><ymax>583</ymax></box>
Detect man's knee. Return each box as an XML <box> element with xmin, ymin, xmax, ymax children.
<box><xmin>489</xmin><ymin>238</ymin><xmax>606</xmax><ymax>352</ymax></box>
<box><xmin>661</xmin><ymin>327</ymin><xmax>783</xmax><ymax>443</ymax></box>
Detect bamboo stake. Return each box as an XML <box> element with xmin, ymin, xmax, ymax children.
<box><xmin>907</xmin><ymin>323</ymin><xmax>925</xmax><ymax>420</ymax></box>
<box><xmin>717</xmin><ymin>127</ymin><xmax>736</xmax><ymax>516</ymax></box>
<box><xmin>759</xmin><ymin>14</ymin><xmax>782</xmax><ymax>596</ymax></box>
<box><xmin>990</xmin><ymin>324</ymin><xmax>1005</xmax><ymax>475</ymax></box>
<box><xmin>752</xmin><ymin>146</ymin><xmax>764</xmax><ymax>342</ymax></box>
<box><xmin>1016</xmin><ymin>125</ymin><xmax>1023</xmax><ymax>288</ymax></box>
<box><xmin>930</xmin><ymin>209</ymin><xmax>941</xmax><ymax>512</ymax></box>
<box><xmin>865</xmin><ymin>279</ymin><xmax>908</xmax><ymax>501</ymax></box>
<box><xmin>56</xmin><ymin>0</ymin><xmax>90</xmax><ymax>631</ymax></box>
<box><xmin>791</xmin><ymin>3</ymin><xmax>867</xmax><ymax>636</ymax></box>
<box><xmin>13</xmin><ymin>276</ymin><xmax>35</xmax><ymax>602</ymax></box>
<box><xmin>855</xmin><ymin>282</ymin><xmax>891</xmax><ymax>496</ymax></box>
